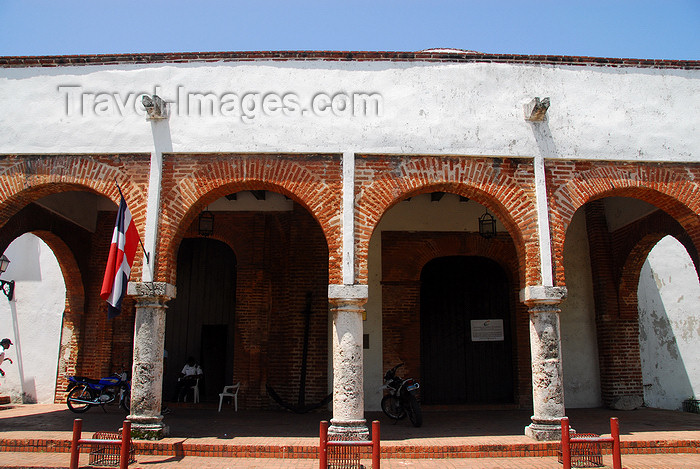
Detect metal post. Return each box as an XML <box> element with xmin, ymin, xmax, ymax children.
<box><xmin>70</xmin><ymin>419</ymin><xmax>82</xmax><ymax>469</ymax></box>
<box><xmin>560</xmin><ymin>417</ymin><xmax>571</xmax><ymax>469</ymax></box>
<box><xmin>120</xmin><ymin>420</ymin><xmax>131</xmax><ymax>469</ymax></box>
<box><xmin>371</xmin><ymin>420</ymin><xmax>380</xmax><ymax>469</ymax></box>
<box><xmin>610</xmin><ymin>417</ymin><xmax>622</xmax><ymax>469</ymax></box>
<box><xmin>319</xmin><ymin>420</ymin><xmax>328</xmax><ymax>469</ymax></box>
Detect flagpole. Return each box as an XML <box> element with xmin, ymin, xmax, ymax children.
<box><xmin>115</xmin><ymin>181</ymin><xmax>151</xmax><ymax>265</ymax></box>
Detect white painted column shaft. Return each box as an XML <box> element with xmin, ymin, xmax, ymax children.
<box><xmin>141</xmin><ymin>120</ymin><xmax>172</xmax><ymax>282</ymax></box>
<box><xmin>342</xmin><ymin>151</ymin><xmax>355</xmax><ymax>285</ymax></box>
<box><xmin>533</xmin><ymin>154</ymin><xmax>553</xmax><ymax>287</ymax></box>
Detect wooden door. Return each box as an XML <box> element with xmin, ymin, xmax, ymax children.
<box><xmin>420</xmin><ymin>256</ymin><xmax>513</xmax><ymax>405</ymax></box>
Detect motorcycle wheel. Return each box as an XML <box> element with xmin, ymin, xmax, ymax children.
<box><xmin>67</xmin><ymin>385</ymin><xmax>94</xmax><ymax>413</ymax></box>
<box><xmin>405</xmin><ymin>393</ymin><xmax>423</xmax><ymax>427</ymax></box>
<box><xmin>381</xmin><ymin>394</ymin><xmax>406</xmax><ymax>420</ymax></box>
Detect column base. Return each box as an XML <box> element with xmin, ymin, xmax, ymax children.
<box><xmin>525</xmin><ymin>418</ymin><xmax>568</xmax><ymax>441</ymax></box>
<box><xmin>328</xmin><ymin>418</ymin><xmax>369</xmax><ymax>440</ymax></box>
<box><xmin>128</xmin><ymin>415</ymin><xmax>169</xmax><ymax>440</ymax></box>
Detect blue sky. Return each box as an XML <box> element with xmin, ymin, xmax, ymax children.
<box><xmin>0</xmin><ymin>1</ymin><xmax>698</xmax><ymax>60</ymax></box>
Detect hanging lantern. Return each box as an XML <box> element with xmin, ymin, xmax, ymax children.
<box><xmin>198</xmin><ymin>210</ymin><xmax>214</xmax><ymax>237</ymax></box>
<box><xmin>479</xmin><ymin>209</ymin><xmax>496</xmax><ymax>239</ymax></box>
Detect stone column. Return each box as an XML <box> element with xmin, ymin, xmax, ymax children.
<box><xmin>328</xmin><ymin>285</ymin><xmax>368</xmax><ymax>440</ymax></box>
<box><xmin>126</xmin><ymin>282</ymin><xmax>175</xmax><ymax>439</ymax></box>
<box><xmin>521</xmin><ymin>285</ymin><xmax>568</xmax><ymax>441</ymax></box>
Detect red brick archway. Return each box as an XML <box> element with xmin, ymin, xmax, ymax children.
<box><xmin>157</xmin><ymin>154</ymin><xmax>343</xmax><ymax>285</ymax></box>
<box><xmin>356</xmin><ymin>155</ymin><xmax>539</xmax><ymax>287</ymax></box>
<box><xmin>550</xmin><ymin>161</ymin><xmax>700</xmax><ymax>406</ymax></box>
<box><xmin>548</xmin><ymin>161</ymin><xmax>700</xmax><ymax>287</ymax></box>
<box><xmin>0</xmin><ymin>155</ymin><xmax>150</xmax><ymax>277</ymax></box>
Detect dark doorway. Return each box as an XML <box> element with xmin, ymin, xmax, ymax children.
<box><xmin>201</xmin><ymin>325</ymin><xmax>228</xmax><ymax>400</ymax></box>
<box><xmin>165</xmin><ymin>238</ymin><xmax>237</xmax><ymax>401</ymax></box>
<box><xmin>420</xmin><ymin>256</ymin><xmax>513</xmax><ymax>405</ymax></box>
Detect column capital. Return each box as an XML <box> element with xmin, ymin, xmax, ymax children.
<box><xmin>520</xmin><ymin>285</ymin><xmax>567</xmax><ymax>306</ymax></box>
<box><xmin>328</xmin><ymin>284</ymin><xmax>368</xmax><ymax>300</ymax></box>
<box><xmin>128</xmin><ymin>282</ymin><xmax>176</xmax><ymax>301</ymax></box>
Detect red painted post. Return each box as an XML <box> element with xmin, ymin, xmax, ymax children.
<box><xmin>319</xmin><ymin>420</ymin><xmax>328</xmax><ymax>469</ymax></box>
<box><xmin>119</xmin><ymin>420</ymin><xmax>131</xmax><ymax>469</ymax></box>
<box><xmin>610</xmin><ymin>417</ymin><xmax>622</xmax><ymax>469</ymax></box>
<box><xmin>560</xmin><ymin>417</ymin><xmax>571</xmax><ymax>469</ymax></box>
<box><xmin>69</xmin><ymin>419</ymin><xmax>82</xmax><ymax>469</ymax></box>
<box><xmin>371</xmin><ymin>420</ymin><xmax>380</xmax><ymax>469</ymax></box>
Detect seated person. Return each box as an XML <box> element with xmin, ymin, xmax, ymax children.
<box><xmin>173</xmin><ymin>356</ymin><xmax>203</xmax><ymax>402</ymax></box>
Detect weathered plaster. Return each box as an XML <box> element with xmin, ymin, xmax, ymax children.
<box><xmin>0</xmin><ymin>234</ymin><xmax>64</xmax><ymax>403</ymax></box>
<box><xmin>638</xmin><ymin>236</ymin><xmax>700</xmax><ymax>409</ymax></box>
<box><xmin>1</xmin><ymin>62</ymin><xmax>697</xmax><ymax>161</ymax></box>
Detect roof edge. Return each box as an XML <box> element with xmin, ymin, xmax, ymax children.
<box><xmin>1</xmin><ymin>50</ymin><xmax>698</xmax><ymax>69</ymax></box>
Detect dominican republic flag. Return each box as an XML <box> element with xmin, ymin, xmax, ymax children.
<box><xmin>100</xmin><ymin>195</ymin><xmax>139</xmax><ymax>319</ymax></box>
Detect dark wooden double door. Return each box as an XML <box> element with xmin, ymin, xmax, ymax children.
<box><xmin>420</xmin><ymin>256</ymin><xmax>514</xmax><ymax>405</ymax></box>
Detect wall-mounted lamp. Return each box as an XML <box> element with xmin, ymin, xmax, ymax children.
<box><xmin>479</xmin><ymin>209</ymin><xmax>497</xmax><ymax>239</ymax></box>
<box><xmin>0</xmin><ymin>255</ymin><xmax>15</xmax><ymax>300</ymax></box>
<box><xmin>198</xmin><ymin>210</ymin><xmax>214</xmax><ymax>237</ymax></box>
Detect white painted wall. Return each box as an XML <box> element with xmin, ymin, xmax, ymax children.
<box><xmin>638</xmin><ymin>235</ymin><xmax>700</xmax><ymax>410</ymax></box>
<box><xmin>1</xmin><ymin>61</ymin><xmax>697</xmax><ymax>161</ymax></box>
<box><xmin>0</xmin><ymin>233</ymin><xmax>65</xmax><ymax>403</ymax></box>
<box><xmin>560</xmin><ymin>210</ymin><xmax>603</xmax><ymax>408</ymax></box>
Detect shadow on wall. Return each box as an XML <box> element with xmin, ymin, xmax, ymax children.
<box><xmin>638</xmin><ymin>235</ymin><xmax>700</xmax><ymax>410</ymax></box>
<box><xmin>0</xmin><ymin>234</ymin><xmax>64</xmax><ymax>404</ymax></box>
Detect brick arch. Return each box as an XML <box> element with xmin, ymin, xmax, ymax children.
<box><xmin>383</xmin><ymin>234</ymin><xmax>520</xmax><ymax>285</ymax></box>
<box><xmin>0</xmin><ymin>154</ymin><xmax>151</xmax><ymax>276</ymax></box>
<box><xmin>30</xmin><ymin>230</ymin><xmax>85</xmax><ymax>316</ymax></box>
<box><xmin>549</xmin><ymin>161</ymin><xmax>700</xmax><ymax>286</ymax></box>
<box><xmin>157</xmin><ymin>154</ymin><xmax>342</xmax><ymax>285</ymax></box>
<box><xmin>618</xmin><ymin>233</ymin><xmax>668</xmax><ymax>313</ymax></box>
<box><xmin>30</xmin><ymin>230</ymin><xmax>85</xmax><ymax>402</ymax></box>
<box><xmin>356</xmin><ymin>155</ymin><xmax>538</xmax><ymax>286</ymax></box>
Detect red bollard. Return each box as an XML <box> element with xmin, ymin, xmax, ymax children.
<box><xmin>70</xmin><ymin>418</ymin><xmax>82</xmax><ymax>469</ymax></box>
<box><xmin>610</xmin><ymin>417</ymin><xmax>621</xmax><ymax>469</ymax></box>
<box><xmin>319</xmin><ymin>420</ymin><xmax>328</xmax><ymax>469</ymax></box>
<box><xmin>371</xmin><ymin>420</ymin><xmax>380</xmax><ymax>469</ymax></box>
<box><xmin>560</xmin><ymin>417</ymin><xmax>571</xmax><ymax>469</ymax></box>
<box><xmin>120</xmin><ymin>420</ymin><xmax>131</xmax><ymax>469</ymax></box>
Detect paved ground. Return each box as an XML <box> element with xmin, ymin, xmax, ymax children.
<box><xmin>2</xmin><ymin>452</ymin><xmax>700</xmax><ymax>468</ymax></box>
<box><xmin>0</xmin><ymin>403</ymin><xmax>699</xmax><ymax>468</ymax></box>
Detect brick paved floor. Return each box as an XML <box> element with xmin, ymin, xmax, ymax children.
<box><xmin>1</xmin><ymin>403</ymin><xmax>699</xmax><ymax>468</ymax></box>
<box><xmin>1</xmin><ymin>452</ymin><xmax>700</xmax><ymax>468</ymax></box>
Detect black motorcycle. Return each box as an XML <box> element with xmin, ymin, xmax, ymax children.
<box><xmin>381</xmin><ymin>363</ymin><xmax>422</xmax><ymax>427</ymax></box>
<box><xmin>66</xmin><ymin>372</ymin><xmax>131</xmax><ymax>413</ymax></box>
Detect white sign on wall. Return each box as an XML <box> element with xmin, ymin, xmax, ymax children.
<box><xmin>470</xmin><ymin>319</ymin><xmax>504</xmax><ymax>342</ymax></box>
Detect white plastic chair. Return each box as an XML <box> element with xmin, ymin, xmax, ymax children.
<box><xmin>183</xmin><ymin>378</ymin><xmax>200</xmax><ymax>403</ymax></box>
<box><xmin>218</xmin><ymin>383</ymin><xmax>240</xmax><ymax>412</ymax></box>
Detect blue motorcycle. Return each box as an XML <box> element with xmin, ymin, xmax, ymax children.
<box><xmin>66</xmin><ymin>372</ymin><xmax>131</xmax><ymax>413</ymax></box>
